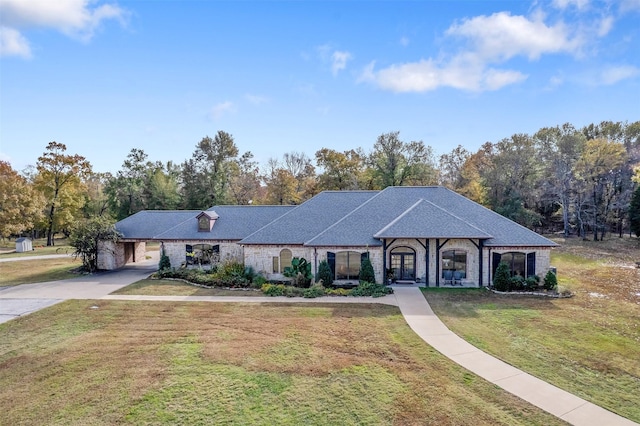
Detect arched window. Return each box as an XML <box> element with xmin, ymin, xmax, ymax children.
<box><xmin>279</xmin><ymin>249</ymin><xmax>292</xmax><ymax>273</ymax></box>
<box><xmin>442</xmin><ymin>250</ymin><xmax>467</xmax><ymax>281</ymax></box>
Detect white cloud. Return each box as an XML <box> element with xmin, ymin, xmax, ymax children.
<box><xmin>360</xmin><ymin>10</ymin><xmax>584</xmax><ymax>93</ymax></box>
<box><xmin>597</xmin><ymin>15</ymin><xmax>614</xmax><ymax>37</ymax></box>
<box><xmin>211</xmin><ymin>101</ymin><xmax>235</xmax><ymax>120</ymax></box>
<box><xmin>600</xmin><ymin>65</ymin><xmax>639</xmax><ymax>85</ymax></box>
<box><xmin>0</xmin><ymin>26</ymin><xmax>31</xmax><ymax>58</ymax></box>
<box><xmin>446</xmin><ymin>12</ymin><xmax>581</xmax><ymax>61</ymax></box>
<box><xmin>331</xmin><ymin>50</ymin><xmax>352</xmax><ymax>76</ymax></box>
<box><xmin>0</xmin><ymin>0</ymin><xmax>127</xmax><ymax>58</ymax></box>
<box><xmin>400</xmin><ymin>36</ymin><xmax>410</xmax><ymax>47</ymax></box>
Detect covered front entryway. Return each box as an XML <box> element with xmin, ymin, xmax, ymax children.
<box><xmin>390</xmin><ymin>246</ymin><xmax>416</xmax><ymax>281</ymax></box>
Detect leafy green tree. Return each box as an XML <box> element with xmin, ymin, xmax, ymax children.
<box><xmin>34</xmin><ymin>142</ymin><xmax>92</xmax><ymax>246</ymax></box>
<box><xmin>69</xmin><ymin>216</ymin><xmax>121</xmax><ymax>272</ymax></box>
<box><xmin>438</xmin><ymin>145</ymin><xmax>470</xmax><ymax>190</ymax></box>
<box><xmin>229</xmin><ymin>151</ymin><xmax>261</xmax><ymax>205</ymax></box>
<box><xmin>368</xmin><ymin>131</ymin><xmax>438</xmax><ymax>188</ymax></box>
<box><xmin>181</xmin><ymin>131</ymin><xmax>239</xmax><ymax>209</ymax></box>
<box><xmin>106</xmin><ymin>149</ymin><xmax>149</xmax><ymax>219</ymax></box>
<box><xmin>0</xmin><ymin>161</ymin><xmax>44</xmax><ymax>238</ymax></box>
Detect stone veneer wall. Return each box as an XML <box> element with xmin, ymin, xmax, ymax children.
<box><xmin>161</xmin><ymin>240</ymin><xmax>243</xmax><ymax>269</ymax></box>
<box><xmin>97</xmin><ymin>240</ymin><xmax>123</xmax><ymax>270</ymax></box>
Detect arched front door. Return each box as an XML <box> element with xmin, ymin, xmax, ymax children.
<box><xmin>390</xmin><ymin>247</ymin><xmax>416</xmax><ymax>281</ymax></box>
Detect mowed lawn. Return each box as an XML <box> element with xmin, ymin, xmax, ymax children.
<box><xmin>424</xmin><ymin>236</ymin><xmax>640</xmax><ymax>423</ymax></box>
<box><xmin>0</xmin><ymin>300</ymin><xmax>564</xmax><ymax>426</ymax></box>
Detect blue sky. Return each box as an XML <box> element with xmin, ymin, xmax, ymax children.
<box><xmin>1</xmin><ymin>0</ymin><xmax>639</xmax><ymax>174</ymax></box>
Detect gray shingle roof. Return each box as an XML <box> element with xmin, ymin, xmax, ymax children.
<box><xmin>374</xmin><ymin>199</ymin><xmax>493</xmax><ymax>239</ymax></box>
<box><xmin>239</xmin><ymin>191</ymin><xmax>378</xmax><ymax>245</ymax></box>
<box><xmin>115</xmin><ymin>187</ymin><xmax>557</xmax><ymax>248</ymax></box>
<box><xmin>116</xmin><ymin>206</ymin><xmax>294</xmax><ymax>241</ymax></box>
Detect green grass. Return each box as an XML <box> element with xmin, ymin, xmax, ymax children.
<box><xmin>0</xmin><ymin>257</ymin><xmax>82</xmax><ymax>286</ymax></box>
<box><xmin>0</xmin><ymin>300</ymin><xmax>566</xmax><ymax>425</ymax></box>
<box><xmin>422</xmin><ymin>237</ymin><xmax>640</xmax><ymax>422</ymax></box>
<box><xmin>112</xmin><ymin>278</ymin><xmax>264</xmax><ymax>296</ymax></box>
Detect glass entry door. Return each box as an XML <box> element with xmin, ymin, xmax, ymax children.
<box><xmin>390</xmin><ymin>248</ymin><xmax>416</xmax><ymax>281</ymax></box>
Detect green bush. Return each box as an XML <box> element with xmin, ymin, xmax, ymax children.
<box><xmin>510</xmin><ymin>275</ymin><xmax>525</xmax><ymax>291</ymax></box>
<box><xmin>158</xmin><ymin>254</ymin><xmax>171</xmax><ymax>270</ymax></box>
<box><xmin>316</xmin><ymin>260</ymin><xmax>334</xmax><ymax>287</ymax></box>
<box><xmin>493</xmin><ymin>261</ymin><xmax>512</xmax><ymax>291</ymax></box>
<box><xmin>543</xmin><ymin>270</ymin><xmax>558</xmax><ymax>291</ymax></box>
<box><xmin>358</xmin><ymin>256</ymin><xmax>376</xmax><ymax>283</ymax></box>
<box><xmin>262</xmin><ymin>283</ymin><xmax>285</xmax><ymax>296</ymax></box>
<box><xmin>252</xmin><ymin>274</ymin><xmax>267</xmax><ymax>288</ymax></box>
<box><xmin>350</xmin><ymin>281</ymin><xmax>394</xmax><ymax>298</ymax></box>
<box><xmin>524</xmin><ymin>275</ymin><xmax>539</xmax><ymax>290</ymax></box>
<box><xmin>303</xmin><ymin>284</ymin><xmax>326</xmax><ymax>298</ymax></box>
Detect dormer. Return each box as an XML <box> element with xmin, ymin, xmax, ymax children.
<box><xmin>197</xmin><ymin>211</ymin><xmax>219</xmax><ymax>232</ymax></box>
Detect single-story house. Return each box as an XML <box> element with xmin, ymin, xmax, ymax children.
<box><xmin>98</xmin><ymin>186</ymin><xmax>558</xmax><ymax>287</ymax></box>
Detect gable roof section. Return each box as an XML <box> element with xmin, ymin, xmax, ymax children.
<box><xmin>305</xmin><ymin>186</ymin><xmax>556</xmax><ymax>247</ymax></box>
<box><xmin>116</xmin><ymin>205</ymin><xmax>294</xmax><ymax>241</ymax></box>
<box><xmin>374</xmin><ymin>199</ymin><xmax>493</xmax><ymax>239</ymax></box>
<box><xmin>239</xmin><ymin>191</ymin><xmax>378</xmax><ymax>245</ymax></box>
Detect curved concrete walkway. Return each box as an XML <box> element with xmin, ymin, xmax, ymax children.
<box><xmin>0</xmin><ymin>260</ymin><xmax>637</xmax><ymax>425</ymax></box>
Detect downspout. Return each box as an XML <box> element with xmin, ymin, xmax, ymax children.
<box><xmin>478</xmin><ymin>239</ymin><xmax>484</xmax><ymax>288</ymax></box>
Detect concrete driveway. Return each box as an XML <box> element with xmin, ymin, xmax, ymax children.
<box><xmin>0</xmin><ymin>254</ymin><xmax>158</xmax><ymax>324</ymax></box>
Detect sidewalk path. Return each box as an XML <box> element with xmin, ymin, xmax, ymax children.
<box><xmin>0</xmin><ymin>254</ymin><xmax>72</xmax><ymax>262</ymax></box>
<box><xmin>393</xmin><ymin>287</ymin><xmax>637</xmax><ymax>426</ymax></box>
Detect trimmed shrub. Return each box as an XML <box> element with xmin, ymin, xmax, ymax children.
<box><xmin>543</xmin><ymin>270</ymin><xmax>558</xmax><ymax>291</ymax></box>
<box><xmin>350</xmin><ymin>281</ymin><xmax>394</xmax><ymax>298</ymax></box>
<box><xmin>510</xmin><ymin>275</ymin><xmax>525</xmax><ymax>291</ymax></box>
<box><xmin>493</xmin><ymin>261</ymin><xmax>512</xmax><ymax>292</ymax></box>
<box><xmin>252</xmin><ymin>274</ymin><xmax>267</xmax><ymax>288</ymax></box>
<box><xmin>158</xmin><ymin>254</ymin><xmax>171</xmax><ymax>270</ymax></box>
<box><xmin>359</xmin><ymin>257</ymin><xmax>376</xmax><ymax>283</ymax></box>
<box><xmin>317</xmin><ymin>260</ymin><xmax>333</xmax><ymax>287</ymax></box>
<box><xmin>524</xmin><ymin>275</ymin><xmax>539</xmax><ymax>290</ymax></box>
<box><xmin>303</xmin><ymin>284</ymin><xmax>326</xmax><ymax>298</ymax></box>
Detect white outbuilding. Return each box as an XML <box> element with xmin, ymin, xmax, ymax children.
<box><xmin>15</xmin><ymin>237</ymin><xmax>33</xmax><ymax>253</ymax></box>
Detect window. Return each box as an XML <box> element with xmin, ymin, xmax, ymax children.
<box><xmin>279</xmin><ymin>249</ymin><xmax>292</xmax><ymax>273</ymax></box>
<box><xmin>272</xmin><ymin>256</ymin><xmax>279</xmax><ymax>273</ymax></box>
<box><xmin>493</xmin><ymin>252</ymin><xmax>536</xmax><ymax>278</ymax></box>
<box><xmin>335</xmin><ymin>251</ymin><xmax>361</xmax><ymax>280</ymax></box>
<box><xmin>198</xmin><ymin>216</ymin><xmax>210</xmax><ymax>231</ymax></box>
<box><xmin>442</xmin><ymin>250</ymin><xmax>467</xmax><ymax>280</ymax></box>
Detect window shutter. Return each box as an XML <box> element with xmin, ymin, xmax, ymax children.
<box><xmin>327</xmin><ymin>252</ymin><xmax>336</xmax><ymax>278</ymax></box>
<box><xmin>361</xmin><ymin>252</ymin><xmax>369</xmax><ymax>262</ymax></box>
<box><xmin>186</xmin><ymin>245</ymin><xmax>193</xmax><ymax>264</ymax></box>
<box><xmin>527</xmin><ymin>252</ymin><xmax>536</xmax><ymax>277</ymax></box>
<box><xmin>492</xmin><ymin>252</ymin><xmax>502</xmax><ymax>279</ymax></box>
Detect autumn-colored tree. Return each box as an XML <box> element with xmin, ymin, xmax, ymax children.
<box><xmin>315</xmin><ymin>148</ymin><xmax>363</xmax><ymax>190</ymax></box>
<box><xmin>263</xmin><ymin>167</ymin><xmax>300</xmax><ymax>205</ymax></box>
<box><xmin>0</xmin><ymin>161</ymin><xmax>44</xmax><ymax>238</ymax></box>
<box><xmin>34</xmin><ymin>142</ymin><xmax>91</xmax><ymax>246</ymax></box>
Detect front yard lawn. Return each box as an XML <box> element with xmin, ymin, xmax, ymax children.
<box><xmin>0</xmin><ymin>300</ymin><xmax>565</xmax><ymax>425</ymax></box>
<box><xmin>423</xmin><ymin>237</ymin><xmax>640</xmax><ymax>422</ymax></box>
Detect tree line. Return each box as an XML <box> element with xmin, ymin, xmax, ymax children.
<box><xmin>2</xmin><ymin>120</ymin><xmax>640</xmax><ymax>246</ymax></box>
